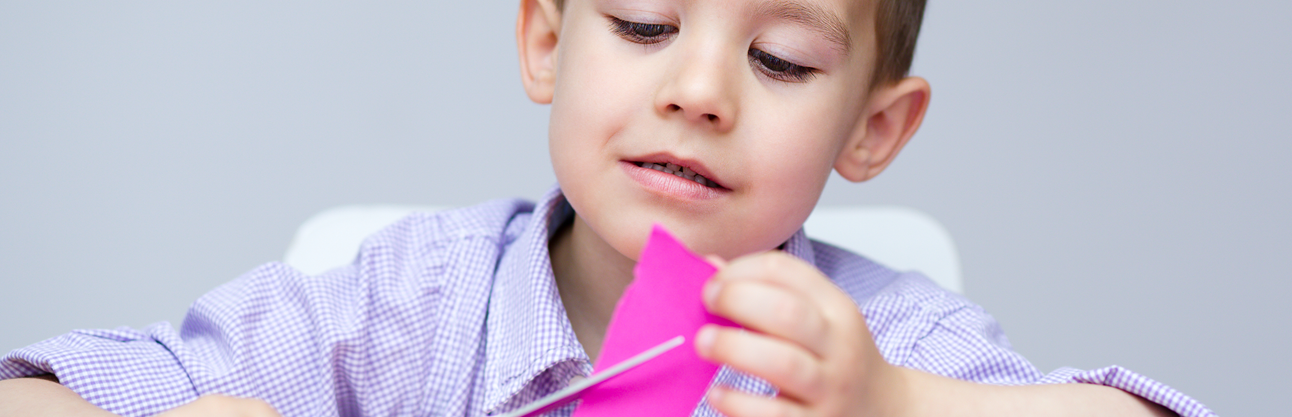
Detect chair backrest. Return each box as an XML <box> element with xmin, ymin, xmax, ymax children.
<box><xmin>801</xmin><ymin>207</ymin><xmax>961</xmax><ymax>293</ymax></box>
<box><xmin>284</xmin><ymin>205</ymin><xmax>962</xmax><ymax>293</ymax></box>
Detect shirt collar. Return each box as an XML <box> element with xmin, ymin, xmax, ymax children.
<box><xmin>481</xmin><ymin>186</ymin><xmax>817</xmax><ymax>413</ymax></box>
<box><xmin>782</xmin><ymin>222</ymin><xmax>817</xmax><ymax>264</ymax></box>
<box><xmin>483</xmin><ymin>186</ymin><xmax>588</xmax><ymax>414</ymax></box>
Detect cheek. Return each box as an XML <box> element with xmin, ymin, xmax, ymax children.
<box><xmin>548</xmin><ymin>32</ymin><xmax>654</xmax><ymax>177</ymax></box>
<box><xmin>546</xmin><ymin>26</ymin><xmax>664</xmax><ymax>259</ymax></box>
<box><xmin>734</xmin><ymin>109</ymin><xmax>848</xmax><ymax>249</ymax></box>
<box><xmin>549</xmin><ymin>44</ymin><xmax>624</xmax><ymax>194</ymax></box>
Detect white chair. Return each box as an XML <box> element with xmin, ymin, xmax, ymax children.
<box><xmin>284</xmin><ymin>205</ymin><xmax>962</xmax><ymax>293</ymax></box>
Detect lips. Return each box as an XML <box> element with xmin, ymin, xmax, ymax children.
<box><xmin>619</xmin><ymin>154</ymin><xmax>729</xmax><ymax>202</ymax></box>
<box><xmin>630</xmin><ymin>161</ymin><xmax>720</xmax><ymax>188</ymax></box>
<box><xmin>624</xmin><ymin>154</ymin><xmax>726</xmax><ymax>190</ymax></box>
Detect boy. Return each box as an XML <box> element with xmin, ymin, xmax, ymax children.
<box><xmin>0</xmin><ymin>0</ymin><xmax>1213</xmax><ymax>416</ymax></box>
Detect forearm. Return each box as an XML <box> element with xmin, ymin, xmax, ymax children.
<box><xmin>0</xmin><ymin>376</ymin><xmax>117</xmax><ymax>417</ymax></box>
<box><xmin>897</xmin><ymin>367</ymin><xmax>1177</xmax><ymax>417</ymax></box>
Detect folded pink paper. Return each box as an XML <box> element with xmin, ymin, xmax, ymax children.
<box><xmin>571</xmin><ymin>224</ymin><xmax>738</xmax><ymax>417</ymax></box>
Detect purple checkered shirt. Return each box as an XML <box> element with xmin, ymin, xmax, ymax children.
<box><xmin>1</xmin><ymin>187</ymin><xmax>1213</xmax><ymax>417</ymax></box>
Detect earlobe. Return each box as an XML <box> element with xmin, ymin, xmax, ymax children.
<box><xmin>834</xmin><ymin>77</ymin><xmax>931</xmax><ymax>182</ymax></box>
<box><xmin>516</xmin><ymin>0</ymin><xmax>562</xmax><ymax>104</ymax></box>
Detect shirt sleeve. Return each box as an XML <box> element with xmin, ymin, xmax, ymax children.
<box><xmin>0</xmin><ymin>259</ymin><xmax>411</xmax><ymax>417</ymax></box>
<box><xmin>901</xmin><ymin>299</ymin><xmax>1215</xmax><ymax>417</ymax></box>
<box><xmin>1</xmin><ymin>205</ymin><xmax>514</xmax><ymax>417</ymax></box>
<box><xmin>0</xmin><ymin>323</ymin><xmax>199</xmax><ymax>416</ymax></box>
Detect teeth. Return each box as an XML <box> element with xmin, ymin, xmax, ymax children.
<box><xmin>640</xmin><ymin>161</ymin><xmax>718</xmax><ymax>188</ymax></box>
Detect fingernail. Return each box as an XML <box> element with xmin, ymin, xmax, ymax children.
<box><xmin>703</xmin><ymin>281</ymin><xmax>721</xmax><ymax>307</ymax></box>
<box><xmin>707</xmin><ymin>387</ymin><xmax>725</xmax><ymax>404</ymax></box>
<box><xmin>704</xmin><ymin>254</ymin><xmax>727</xmax><ymax>268</ymax></box>
<box><xmin>695</xmin><ymin>326</ymin><xmax>716</xmax><ymax>355</ymax></box>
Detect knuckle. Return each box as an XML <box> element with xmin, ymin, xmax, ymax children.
<box><xmin>771</xmin><ymin>296</ymin><xmax>807</xmax><ymax>330</ymax></box>
<box><xmin>771</xmin><ymin>293</ymin><xmax>804</xmax><ymax>319</ymax></box>
<box><xmin>790</xmin><ymin>358</ymin><xmax>820</xmax><ymax>393</ymax></box>
<box><xmin>769</xmin><ymin>352</ymin><xmax>822</xmax><ymax>395</ymax></box>
<box><xmin>768</xmin><ymin>402</ymin><xmax>798</xmax><ymax>417</ymax></box>
<box><xmin>708</xmin><ymin>329</ymin><xmax>738</xmax><ymax>360</ymax></box>
<box><xmin>760</xmin><ymin>252</ymin><xmax>793</xmax><ymax>271</ymax></box>
<box><xmin>798</xmin><ymin>366</ymin><xmax>826</xmax><ymax>396</ymax></box>
<box><xmin>712</xmin><ymin>283</ymin><xmax>740</xmax><ymax>313</ymax></box>
<box><xmin>805</xmin><ymin>312</ymin><xmax>829</xmax><ymax>343</ymax></box>
<box><xmin>768</xmin><ymin>352</ymin><xmax>801</xmax><ymax>380</ymax></box>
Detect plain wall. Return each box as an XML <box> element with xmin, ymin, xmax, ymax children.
<box><xmin>2</xmin><ymin>1</ymin><xmax>1288</xmax><ymax>415</ymax></box>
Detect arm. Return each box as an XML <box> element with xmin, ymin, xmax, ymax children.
<box><xmin>0</xmin><ymin>376</ymin><xmax>115</xmax><ymax>417</ymax></box>
<box><xmin>1</xmin><ymin>213</ymin><xmax>460</xmax><ymax>416</ymax></box>
<box><xmin>0</xmin><ymin>263</ymin><xmax>348</xmax><ymax>416</ymax></box>
<box><xmin>0</xmin><ymin>376</ymin><xmax>282</xmax><ymax>417</ymax></box>
<box><xmin>894</xmin><ymin>367</ymin><xmax>1174</xmax><ymax>417</ymax></box>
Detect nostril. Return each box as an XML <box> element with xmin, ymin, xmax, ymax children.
<box><xmin>706</xmin><ymin>114</ymin><xmax>717</xmax><ymax>122</ymax></box>
<box><xmin>667</xmin><ymin>104</ymin><xmax>681</xmax><ymax>111</ymax></box>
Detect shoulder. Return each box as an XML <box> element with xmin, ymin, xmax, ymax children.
<box><xmin>360</xmin><ymin>198</ymin><xmax>536</xmax><ymax>259</ymax></box>
<box><xmin>190</xmin><ymin>197</ymin><xmax>541</xmax><ymax>345</ymax></box>
<box><xmin>345</xmin><ymin>198</ymin><xmax>537</xmax><ymax>280</ymax></box>
<box><xmin>810</xmin><ymin>238</ymin><xmax>966</xmax><ymax>309</ymax></box>
<box><xmin>179</xmin><ymin>198</ymin><xmax>543</xmax><ymax>407</ymax></box>
<box><xmin>811</xmin><ymin>240</ymin><xmax>1036</xmax><ymax>382</ymax></box>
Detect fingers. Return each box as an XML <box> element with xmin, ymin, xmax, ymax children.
<box><xmin>704</xmin><ymin>254</ymin><xmax>728</xmax><ymax>268</ymax></box>
<box><xmin>706</xmin><ymin>386</ymin><xmax>808</xmax><ymax>417</ymax></box>
<box><xmin>696</xmin><ymin>325</ymin><xmax>825</xmax><ymax>403</ymax></box>
<box><xmin>704</xmin><ymin>278</ymin><xmax>830</xmax><ymax>357</ymax></box>
<box><xmin>711</xmin><ymin>251</ymin><xmax>857</xmax><ymax>322</ymax></box>
<box><xmin>698</xmin><ymin>251</ymin><xmax>893</xmax><ymax>417</ymax></box>
<box><xmin>704</xmin><ymin>251</ymin><xmax>862</xmax><ymax>358</ymax></box>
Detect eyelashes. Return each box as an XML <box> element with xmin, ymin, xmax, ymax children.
<box><xmin>748</xmin><ymin>49</ymin><xmax>817</xmax><ymax>82</ymax></box>
<box><xmin>608</xmin><ymin>17</ymin><xmax>678</xmax><ymax>44</ymax></box>
<box><xmin>607</xmin><ymin>16</ymin><xmax>819</xmax><ymax>83</ymax></box>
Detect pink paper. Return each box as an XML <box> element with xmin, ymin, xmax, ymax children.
<box><xmin>571</xmin><ymin>224</ymin><xmax>738</xmax><ymax>417</ymax></box>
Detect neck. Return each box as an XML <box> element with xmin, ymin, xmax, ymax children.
<box><xmin>548</xmin><ymin>213</ymin><xmax>637</xmax><ymax>362</ymax></box>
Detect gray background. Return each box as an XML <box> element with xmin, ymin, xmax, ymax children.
<box><xmin>2</xmin><ymin>1</ymin><xmax>1288</xmax><ymax>415</ymax></box>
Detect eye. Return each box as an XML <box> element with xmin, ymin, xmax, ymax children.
<box><xmin>749</xmin><ymin>49</ymin><xmax>818</xmax><ymax>82</ymax></box>
<box><xmin>608</xmin><ymin>17</ymin><xmax>678</xmax><ymax>44</ymax></box>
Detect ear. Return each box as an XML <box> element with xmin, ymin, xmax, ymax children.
<box><xmin>517</xmin><ymin>0</ymin><xmax>562</xmax><ymax>104</ymax></box>
<box><xmin>834</xmin><ymin>77</ymin><xmax>931</xmax><ymax>182</ymax></box>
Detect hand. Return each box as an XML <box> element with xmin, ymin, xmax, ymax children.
<box><xmin>695</xmin><ymin>251</ymin><xmax>906</xmax><ymax>417</ymax></box>
<box><xmin>156</xmin><ymin>395</ymin><xmax>282</xmax><ymax>417</ymax></box>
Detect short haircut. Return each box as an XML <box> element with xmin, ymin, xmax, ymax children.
<box><xmin>549</xmin><ymin>0</ymin><xmax>927</xmax><ymax>89</ymax></box>
<box><xmin>871</xmin><ymin>0</ymin><xmax>926</xmax><ymax>87</ymax></box>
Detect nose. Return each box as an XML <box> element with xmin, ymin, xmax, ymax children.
<box><xmin>654</xmin><ymin>41</ymin><xmax>739</xmax><ymax>132</ymax></box>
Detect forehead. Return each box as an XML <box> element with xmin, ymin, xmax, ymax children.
<box><xmin>745</xmin><ymin>0</ymin><xmax>872</xmax><ymax>55</ymax></box>
<box><xmin>568</xmin><ymin>0</ymin><xmax>881</xmax><ymax>71</ymax></box>
<box><xmin>573</xmin><ymin>0</ymin><xmax>877</xmax><ymax>35</ymax></box>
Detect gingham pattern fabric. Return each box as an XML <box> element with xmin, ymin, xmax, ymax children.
<box><xmin>0</xmin><ymin>186</ymin><xmax>1214</xmax><ymax>417</ymax></box>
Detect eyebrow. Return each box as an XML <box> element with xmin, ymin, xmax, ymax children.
<box><xmin>752</xmin><ymin>0</ymin><xmax>853</xmax><ymax>56</ymax></box>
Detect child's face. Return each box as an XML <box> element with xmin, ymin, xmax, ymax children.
<box><xmin>532</xmin><ymin>0</ymin><xmax>894</xmax><ymax>260</ymax></box>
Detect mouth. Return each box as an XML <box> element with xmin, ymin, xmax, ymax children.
<box><xmin>620</xmin><ymin>155</ymin><xmax>730</xmax><ymax>201</ymax></box>
<box><xmin>628</xmin><ymin>161</ymin><xmax>725</xmax><ymax>189</ymax></box>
